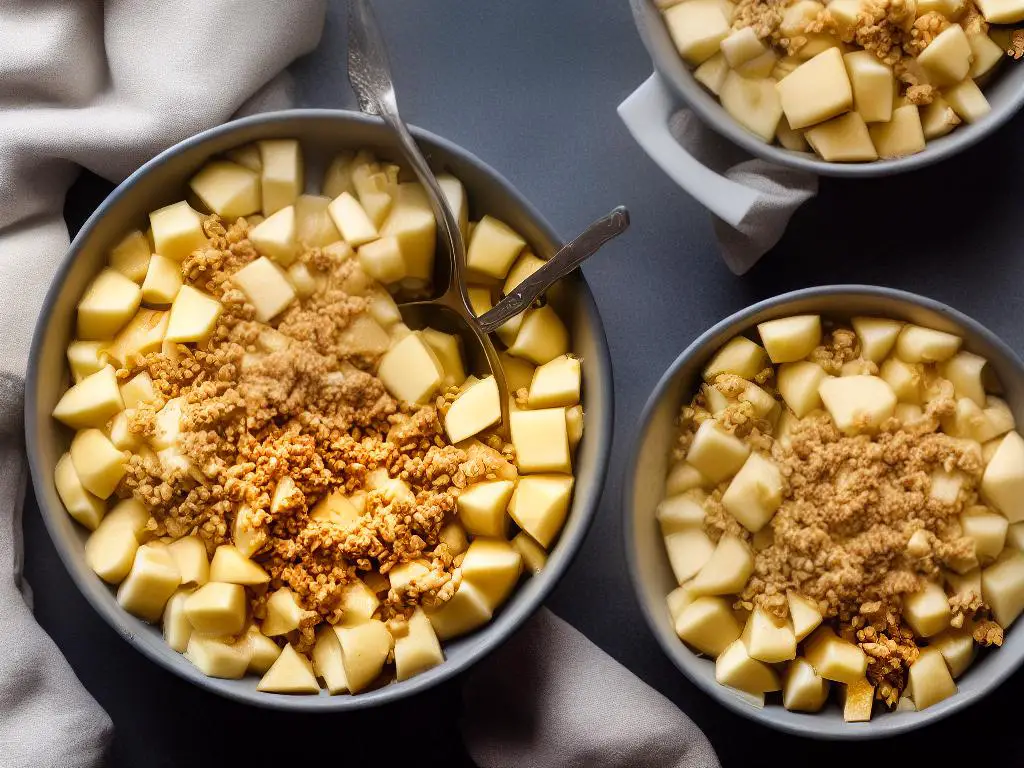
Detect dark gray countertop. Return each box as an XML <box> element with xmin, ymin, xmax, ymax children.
<box><xmin>27</xmin><ymin>1</ymin><xmax>1024</xmax><ymax>765</ymax></box>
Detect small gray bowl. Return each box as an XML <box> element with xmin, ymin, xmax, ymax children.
<box><xmin>628</xmin><ymin>0</ymin><xmax>1024</xmax><ymax>177</ymax></box>
<box><xmin>25</xmin><ymin>110</ymin><xmax>614</xmax><ymax>711</ymax></box>
<box><xmin>624</xmin><ymin>285</ymin><xmax>1024</xmax><ymax>738</ymax></box>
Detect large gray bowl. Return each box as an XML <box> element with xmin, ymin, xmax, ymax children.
<box><xmin>25</xmin><ymin>110</ymin><xmax>614</xmax><ymax>711</ymax></box>
<box><xmin>624</xmin><ymin>285</ymin><xmax>1024</xmax><ymax>738</ymax></box>
<box><xmin>629</xmin><ymin>0</ymin><xmax>1024</xmax><ymax>177</ymax></box>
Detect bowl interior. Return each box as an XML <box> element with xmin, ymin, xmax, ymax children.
<box><xmin>626</xmin><ymin>286</ymin><xmax>1024</xmax><ymax>738</ymax></box>
<box><xmin>26</xmin><ymin>110</ymin><xmax>613</xmax><ymax>711</ymax></box>
<box><xmin>631</xmin><ymin>0</ymin><xmax>1024</xmax><ymax>177</ymax></box>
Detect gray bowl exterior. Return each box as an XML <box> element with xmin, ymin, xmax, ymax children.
<box><xmin>25</xmin><ymin>110</ymin><xmax>614</xmax><ymax>712</ymax></box>
<box><xmin>630</xmin><ymin>0</ymin><xmax>1024</xmax><ymax>178</ymax></box>
<box><xmin>624</xmin><ymin>285</ymin><xmax>1024</xmax><ymax>738</ymax></box>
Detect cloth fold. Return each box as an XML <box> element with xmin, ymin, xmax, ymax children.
<box><xmin>0</xmin><ymin>2</ymin><xmax>325</xmax><ymax>766</ymax></box>
<box><xmin>668</xmin><ymin>110</ymin><xmax>818</xmax><ymax>275</ymax></box>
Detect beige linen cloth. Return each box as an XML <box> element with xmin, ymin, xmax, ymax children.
<box><xmin>0</xmin><ymin>3</ymin><xmax>719</xmax><ymax>767</ymax></box>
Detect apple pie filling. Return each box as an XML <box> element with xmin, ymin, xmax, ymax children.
<box><xmin>51</xmin><ymin>141</ymin><xmax>583</xmax><ymax>695</ymax></box>
<box><xmin>660</xmin><ymin>314</ymin><xmax>1024</xmax><ymax>719</ymax></box>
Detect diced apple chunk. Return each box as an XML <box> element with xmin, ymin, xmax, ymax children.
<box><xmin>260</xmin><ymin>586</ymin><xmax>305</xmax><ymax>637</ymax></box>
<box><xmin>685</xmin><ymin>420</ymin><xmax>751</xmax><ymax>484</ymax></box>
<box><xmin>466</xmin><ymin>215</ymin><xmax>526</xmax><ymax>279</ymax></box>
<box><xmin>512</xmin><ymin>532</ymin><xmax>548</xmax><ymax>574</ymax></box>
<box><xmin>720</xmin><ymin>26</ymin><xmax>767</xmax><ymax>66</ymax></box>
<box><xmin>787</xmin><ymin>592</ymin><xmax>823</xmax><ymax>640</ymax></box>
<box><xmin>656</xmin><ymin>494</ymin><xmax>707</xmax><ymax>536</ymax></box>
<box><xmin>896</xmin><ymin>324</ymin><xmax>962</xmax><ymax>363</ymax></box>
<box><xmin>508</xmin><ymin>305</ymin><xmax>570</xmax><ymax>365</ymax></box>
<box><xmin>427</xmin><ymin>580</ymin><xmax>493</xmax><ymax>640</ymax></box>
<box><xmin>77</xmin><ymin>268</ymin><xmax>143</xmax><ymax>340</ymax></box>
<box><xmin>510</xmin><ymin>407</ymin><xmax>571</xmax><ymax>473</ymax></box>
<box><xmin>231</xmin><ymin>256</ymin><xmax>296</xmax><ymax>323</ymax></box>
<box><xmin>106</xmin><ymin>309</ymin><xmax>169</xmax><ymax>367</ymax></box>
<box><xmin>166</xmin><ymin>535</ymin><xmax>209</xmax><ymax>586</ymax></box>
<box><xmin>921</xmin><ymin>96</ymin><xmax>963</xmax><ymax>139</ymax></box>
<box><xmin>54</xmin><ymin>452</ymin><xmax>106</xmax><ymax>530</ymax></box>
<box><xmin>869</xmin><ymin>104</ymin><xmax>926</xmax><ymax>158</ymax></box>
<box><xmin>716</xmin><ymin>639</ymin><xmax>781</xmax><ymax>695</ymax></box>
<box><xmin>394</xmin><ymin>608</ymin><xmax>444</xmax><ymax>682</ymax></box>
<box><xmin>844</xmin><ymin>50</ymin><xmax>894</xmax><ymax>123</ymax></box>
<box><xmin>909</xmin><ymin>647</ymin><xmax>957</xmax><ymax>710</ymax></box>
<box><xmin>940</xmin><ymin>351</ymin><xmax>988</xmax><ymax>407</ymax></box>
<box><xmin>704</xmin><ymin>337</ymin><xmax>769</xmax><ymax>381</ymax></box>
<box><xmin>879</xmin><ymin>358</ymin><xmax>923</xmax><ymax>404</ymax></box>
<box><xmin>843</xmin><ymin>678</ymin><xmax>875</xmax><ymax>722</ymax></box>
<box><xmin>380</xmin><ymin>183</ymin><xmax>436</xmax><ymax>281</ymax></box>
<box><xmin>337</xmin><ymin>579</ymin><xmax>380</xmax><ymax>627</ymax></box>
<box><xmin>665</xmin><ymin>462</ymin><xmax>709</xmax><ymax>497</ymax></box>
<box><xmin>163</xmin><ymin>590</ymin><xmax>193</xmax><ymax>653</ymax></box>
<box><xmin>109</xmin><ymin>230</ymin><xmax>152</xmax><ymax>283</ymax></box>
<box><xmin>509</xmin><ymin>475</ymin><xmax>575</xmax><ymax>548</ymax></box>
<box><xmin>84</xmin><ymin>499</ymin><xmax>149</xmax><ymax>583</ymax></box>
<box><xmin>460</xmin><ymin>538</ymin><xmax>523</xmax><ymax>611</ymax></box>
<box><xmin>150</xmin><ymin>201</ymin><xmax>208</xmax><ymax>262</ymax></box>
<box><xmin>695</xmin><ymin>52</ymin><xmax>730</xmax><ymax>94</ymax></box>
<box><xmin>664</xmin><ymin>0</ymin><xmax>731</xmax><ymax>64</ymax></box>
<box><xmin>258</xmin><ymin>139</ymin><xmax>303</xmax><ymax>216</ymax></box>
<box><xmin>719</xmin><ymin>73</ymin><xmax>782</xmax><ymax>142</ymax></box>
<box><xmin>189</xmin><ymin>160</ymin><xmax>260</xmax><ymax>219</ymax></box>
<box><xmin>458</xmin><ymin>480</ymin><xmax>514</xmax><ymax>538</ymax></box>
<box><xmin>446</xmin><ymin>376</ymin><xmax>502</xmax><ymax>444</ymax></box>
<box><xmin>528</xmin><ymin>354</ymin><xmax>582</xmax><ymax>409</ymax></box>
<box><xmin>183</xmin><ymin>582</ymin><xmax>246</xmax><ymax>636</ymax></box>
<box><xmin>249</xmin><ymin>205</ymin><xmax>299</xmax><ymax>266</ymax></box>
<box><xmin>294</xmin><ymin>194</ymin><xmax>341</xmax><ymax>249</ymax></box>
<box><xmin>67</xmin><ymin>341</ymin><xmax>109</xmax><ymax>383</ymax></box>
<box><xmin>209</xmin><ymin>545</ymin><xmax>269</xmax><ymax>585</ymax></box>
<box><xmin>53</xmin><ymin>365</ymin><xmax>124</xmax><ymax>430</ymax></box>
<box><xmin>665</xmin><ymin>528</ymin><xmax>716</xmax><ymax>584</ymax></box>
<box><xmin>944</xmin><ymin>78</ymin><xmax>992</xmax><ymax>123</ymax></box>
<box><xmin>186</xmin><ymin>634</ymin><xmax>251</xmax><ymax>679</ymax></box>
<box><xmin>338</xmin><ymin>620</ymin><xmax>393</xmax><ymax>693</ymax></box>
<box><xmin>692</xmin><ymin>533</ymin><xmax>754</xmax><ymax>595</ymax></box>
<box><xmin>930</xmin><ymin>629</ymin><xmax>975</xmax><ymax>678</ymax></box>
<box><xmin>377</xmin><ymin>332</ymin><xmax>445</xmax><ymax>405</ymax></box>
<box><xmin>851</xmin><ymin>317</ymin><xmax>902</xmax><ymax>362</ymax></box>
<box><xmin>818</xmin><ymin>375</ymin><xmax>896</xmax><ymax>434</ymax></box>
<box><xmin>741</xmin><ymin>607</ymin><xmax>797</xmax><ymax>662</ymax></box>
<box><xmin>783</xmin><ymin>658</ymin><xmax>830</xmax><ymax>712</ymax></box>
<box><xmin>140</xmin><ymin>254</ymin><xmax>183</xmax><ymax>306</ymax></box>
<box><xmin>982</xmin><ymin>549</ymin><xmax>1024</xmax><ymax>626</ymax></box>
<box><xmin>117</xmin><ymin>543</ymin><xmax>181</xmax><ymax>622</ymax></box>
<box><xmin>257</xmin><ymin>643</ymin><xmax>320</xmax><ymax>694</ymax></box>
<box><xmin>777</xmin><ymin>361</ymin><xmax>828</xmax><ymax>417</ymax></box>
<box><xmin>778</xmin><ymin>48</ymin><xmax>853</xmax><ymax>129</ymax></box>
<box><xmin>721</xmin><ymin>452</ymin><xmax>783</xmax><ymax>533</ymax></box>
<box><xmin>166</xmin><ymin>285</ymin><xmax>222</xmax><ymax>343</ymax></box>
<box><xmin>675</xmin><ymin>596</ymin><xmax>742</xmax><ymax>656</ymax></box>
<box><xmin>960</xmin><ymin>508</ymin><xmax>1008</xmax><ymax>562</ymax></box>
<box><xmin>917</xmin><ymin>24</ymin><xmax>972</xmax><ymax>86</ymax></box>
<box><xmin>981</xmin><ymin>431</ymin><xmax>1024</xmax><ymax>522</ymax></box>
<box><xmin>329</xmin><ymin>192</ymin><xmax>379</xmax><ymax>247</ymax></box>
<box><xmin>310</xmin><ymin>625</ymin><xmax>348</xmax><ymax>694</ymax></box>
<box><xmin>903</xmin><ymin>581</ymin><xmax>951</xmax><ymax>637</ymax></box>
<box><xmin>757</xmin><ymin>315</ymin><xmax>821</xmax><ymax>363</ymax></box>
<box><xmin>805</xmin><ymin>112</ymin><xmax>878</xmax><ymax>162</ymax></box>
<box><xmin>419</xmin><ymin>328</ymin><xmax>465</xmax><ymax>388</ymax></box>
<box><xmin>804</xmin><ymin>626</ymin><xmax>868</xmax><ymax>682</ymax></box>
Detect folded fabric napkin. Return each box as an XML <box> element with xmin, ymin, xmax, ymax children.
<box><xmin>1</xmin><ymin>4</ymin><xmax>719</xmax><ymax>768</ymax></box>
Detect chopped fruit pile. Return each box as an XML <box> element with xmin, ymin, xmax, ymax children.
<box><xmin>658</xmin><ymin>0</ymin><xmax>1023</xmax><ymax>161</ymax></box>
<box><xmin>659</xmin><ymin>313</ymin><xmax>1024</xmax><ymax>719</ymax></box>
<box><xmin>52</xmin><ymin>141</ymin><xmax>585</xmax><ymax>695</ymax></box>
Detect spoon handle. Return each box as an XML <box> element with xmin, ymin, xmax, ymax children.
<box><xmin>347</xmin><ymin>0</ymin><xmax>468</xmax><ymax>299</ymax></box>
<box><xmin>477</xmin><ymin>205</ymin><xmax>630</xmax><ymax>334</ymax></box>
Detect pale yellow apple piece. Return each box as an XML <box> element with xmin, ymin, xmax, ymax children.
<box><xmin>695</xmin><ymin>52</ymin><xmax>729</xmax><ymax>94</ymax></box>
<box><xmin>778</xmin><ymin>48</ymin><xmax>853</xmax><ymax>129</ymax></box>
<box><xmin>377</xmin><ymin>332</ymin><xmax>445</xmax><ymax>405</ymax></box>
<box><xmin>783</xmin><ymin>658</ymin><xmax>830</xmax><ymax>712</ymax></box>
<box><xmin>921</xmin><ymin>95</ymin><xmax>963</xmax><ymax>139</ymax></box>
<box><xmin>466</xmin><ymin>215</ymin><xmax>526</xmax><ymax>279</ymax></box>
<box><xmin>446</xmin><ymin>376</ymin><xmax>503</xmax><ymax>445</ymax></box>
<box><xmin>394</xmin><ymin>608</ymin><xmax>444</xmax><ymax>682</ymax></box>
<box><xmin>721</xmin><ymin>452</ymin><xmax>783</xmax><ymax>533</ymax></box>
<box><xmin>703</xmin><ymin>337</ymin><xmax>768</xmax><ymax>381</ymax></box>
<box><xmin>185</xmin><ymin>634</ymin><xmax>251</xmax><ymax>679</ymax></box>
<box><xmin>842</xmin><ymin>678</ymin><xmax>875</xmax><ymax>722</ymax></box>
<box><xmin>311</xmin><ymin>491</ymin><xmax>361</xmax><ymax>527</ymax></box>
<box><xmin>419</xmin><ymin>328</ymin><xmax>465</xmax><ymax>387</ymax></box>
<box><xmin>109</xmin><ymin>230</ymin><xmax>152</xmax><ymax>283</ymax></box>
<box><xmin>232</xmin><ymin>256</ymin><xmax>296</xmax><ymax>322</ymax></box>
<box><xmin>439</xmin><ymin>521</ymin><xmax>470</xmax><ymax>557</ymax></box>
<box><xmin>982</xmin><ymin>549</ymin><xmax>1024</xmax><ymax>626</ymax></box>
<box><xmin>787</xmin><ymin>592</ymin><xmax>823</xmax><ymax>641</ymax></box>
<box><xmin>256</xmin><ymin>139</ymin><xmax>302</xmax><ymax>215</ymax></box>
<box><xmin>960</xmin><ymin>508</ymin><xmax>1007</xmax><ymax>562</ymax></box>
<box><xmin>77</xmin><ymin>268</ymin><xmax>143</xmax><ymax>340</ymax></box>
<box><xmin>119</xmin><ymin>371</ymin><xmax>156</xmax><ymax>410</ymax></box>
<box><xmin>664</xmin><ymin>528</ymin><xmax>716</xmax><ymax>584</ymax></box>
<box><xmin>509</xmin><ymin>474</ymin><xmax>574</xmax><ymax>548</ymax></box>
<box><xmin>189</xmin><ymin>160</ymin><xmax>260</xmax><ymax>219</ymax></box>
<box><xmin>776</xmin><ymin>361</ymin><xmax>828</xmax><ymax>417</ymax></box>
<box><xmin>262</xmin><ymin>587</ymin><xmax>305</xmax><ymax>636</ymax></box>
<box><xmin>148</xmin><ymin>396</ymin><xmax>183</xmax><ymax>451</ymax></box>
<box><xmin>117</xmin><ymin>543</ymin><xmax>181</xmax><ymax>622</ymax></box>
<box><xmin>757</xmin><ymin>315</ymin><xmax>821</xmax><ymax>363</ymax></box>
<box><xmin>320</xmin><ymin>150</ymin><xmax>355</xmax><ymax>198</ymax></box>
<box><xmin>166</xmin><ymin>535</ymin><xmax>209</xmax><ymax>586</ymax></box>
<box><xmin>946</xmin><ymin>567</ymin><xmax>982</xmax><ymax>599</ymax></box>
<box><xmin>427</xmin><ymin>580</ymin><xmax>493</xmax><ymax>640</ymax></box>
<box><xmin>163</xmin><ymin>589</ymin><xmax>193</xmax><ymax>653</ymax></box>
<box><xmin>776</xmin><ymin>116</ymin><xmax>810</xmax><ymax>151</ymax></box>
<box><xmin>66</xmin><ymin>341</ymin><xmax>109</xmax><ymax>383</ymax></box>
<box><xmin>895</xmin><ymin>403</ymin><xmax>924</xmax><ymax>425</ymax></box>
<box><xmin>458</xmin><ymin>480</ymin><xmax>514</xmax><ymax>538</ymax></box>
<box><xmin>983</xmin><ymin>397</ymin><xmax>1015</xmax><ymax>440</ymax></box>
<box><xmin>656</xmin><ymin>494</ymin><xmax>707</xmax><ymax>536</ymax></box>
<box><xmin>495</xmin><ymin>310</ymin><xmax>525</xmax><ymax>349</ymax></box>
<box><xmin>183</xmin><ymin>582</ymin><xmax>246</xmax><ymax>636</ymax></box>
<box><xmin>356</xmin><ymin>236</ymin><xmax>405</xmax><ymax>284</ymax></box>
<box><xmin>510</xmin><ymin>407</ymin><xmax>571</xmax><ymax>474</ymax></box>
<box><xmin>380</xmin><ymin>183</ymin><xmax>436</xmax><ymax>281</ymax></box>
<box><xmin>467</xmin><ymin>286</ymin><xmax>493</xmax><ymax>319</ymax></box>
<box><xmin>930</xmin><ymin>629</ymin><xmax>975</xmax><ymax>678</ymax></box>
<box><xmin>503</xmin><ymin>252</ymin><xmax>546</xmax><ymax>296</ymax></box>
<box><xmin>851</xmin><ymin>317</ymin><xmax>902</xmax><ymax>362</ymax></box>
<box><xmin>944</xmin><ymin>78</ymin><xmax>992</xmax><ymax>123</ymax></box>
<box><xmin>976</xmin><ymin>0</ymin><xmax>1024</xmax><ymax>22</ymax></box>
<box><xmin>208</xmin><ymin>545</ymin><xmax>269</xmax><ymax>585</ymax></box>
<box><xmin>67</xmin><ymin>428</ymin><xmax>124</xmax><ymax>499</ymax></box>
<box><xmin>338</xmin><ymin>578</ymin><xmax>381</xmax><ymax>627</ymax></box>
<box><xmin>780</xmin><ymin>0</ymin><xmax>824</xmax><ymax>35</ymax></box>
<box><xmin>512</xmin><ymin>532</ymin><xmax>548</xmax><ymax>575</ymax></box>
<box><xmin>818</xmin><ymin>375</ymin><xmax>896</xmax><ymax>434</ymax></box>
<box><xmin>909</xmin><ymin>647</ymin><xmax>957</xmax><ymax>710</ymax></box>
<box><xmin>567</xmin><ymin>405</ymin><xmax>586</xmax><ymax>452</ymax></box>
<box><xmin>843</xmin><ymin>50</ymin><xmax>892</xmax><ymax>123</ymax></box>
<box><xmin>338</xmin><ymin>619</ymin><xmax>393</xmax><ymax>693</ymax></box>
<box><xmin>507</xmin><ymin>306</ymin><xmax>570</xmax><ymax>365</ymax></box>
<box><xmin>311</xmin><ymin>625</ymin><xmax>348</xmax><ymax>694</ymax></box>
<box><xmin>165</xmin><ymin>285</ymin><xmax>222</xmax><ymax>343</ymax></box>
<box><xmin>716</xmin><ymin>639</ymin><xmax>781</xmax><ymax>695</ymax></box>
<box><xmin>879</xmin><ymin>358</ymin><xmax>923</xmax><ymax>404</ymax></box>
<box><xmin>84</xmin><ymin>499</ymin><xmax>149</xmax><ymax>583</ymax></box>
<box><xmin>665</xmin><ymin>462</ymin><xmax>708</xmax><ymax>497</ymax></box>
<box><xmin>150</xmin><ymin>201</ymin><xmax>208</xmax><ymax>262</ymax></box>
<box><xmin>804</xmin><ymin>626</ymin><xmax>868</xmax><ymax>683</ymax></box>
<box><xmin>256</xmin><ymin>643</ymin><xmax>319</xmax><ymax>694</ymax></box>
<box><xmin>982</xmin><ymin>431</ymin><xmax>1024</xmax><ymax>522</ymax></box>
<box><xmin>434</xmin><ymin>173</ymin><xmax>468</xmax><ymax>242</ymax></box>
<box><xmin>720</xmin><ymin>26</ymin><xmax>766</xmax><ymax>66</ymax></box>
<box><xmin>940</xmin><ymin>351</ymin><xmax>988</xmax><ymax>406</ymax></box>
<box><xmin>666</xmin><ymin>582</ymin><xmax>701</xmax><ymax>628</ymax></box>
<box><xmin>692</xmin><ymin>533</ymin><xmax>754</xmax><ymax>595</ymax></box>
<box><xmin>675</xmin><ymin>597</ymin><xmax>742</xmax><ymax>656</ymax></box>
<box><xmin>741</xmin><ymin>607</ymin><xmax>797</xmax><ymax>663</ymax></box>
<box><xmin>244</xmin><ymin>627</ymin><xmax>282</xmax><ymax>674</ymax></box>
<box><xmin>869</xmin><ymin>104</ymin><xmax>926</xmax><ymax>158</ymax></box>
<box><xmin>664</xmin><ymin>0</ymin><xmax>730</xmax><ymax>64</ymax></box>
<box><xmin>917</xmin><ymin>24</ymin><xmax>972</xmax><ymax>86</ymax></box>
<box><xmin>903</xmin><ymin>581</ymin><xmax>950</xmax><ymax>637</ymax></box>
<box><xmin>54</xmin><ymin>452</ymin><xmax>106</xmax><ymax>530</ymax></box>
<box><xmin>719</xmin><ymin>73</ymin><xmax>782</xmax><ymax>142</ymax></box>
<box><xmin>461</xmin><ymin>538</ymin><xmax>523</xmax><ymax>611</ymax></box>
<box><xmin>896</xmin><ymin>324</ymin><xmax>962</xmax><ymax>363</ymax></box>
<box><xmin>389</xmin><ymin>560</ymin><xmax>431</xmax><ymax>593</ymax></box>
<box><xmin>804</xmin><ymin>112</ymin><xmax>878</xmax><ymax>162</ymax></box>
<box><xmin>968</xmin><ymin>32</ymin><xmax>1004</xmax><ymax>78</ymax></box>
<box><xmin>685</xmin><ymin>420</ymin><xmax>750</xmax><ymax>484</ymax></box>
<box><xmin>293</xmin><ymin>194</ymin><xmax>341</xmax><ymax>250</ymax></box>
<box><xmin>106</xmin><ymin>309</ymin><xmax>169</xmax><ymax>367</ymax></box>
<box><xmin>528</xmin><ymin>354</ymin><xmax>582</xmax><ymax>409</ymax></box>
<box><xmin>248</xmin><ymin>204</ymin><xmax>299</xmax><ymax>265</ymax></box>
<box><xmin>337</xmin><ymin>314</ymin><xmax>390</xmax><ymax>357</ymax></box>
<box><xmin>107</xmin><ymin>411</ymin><xmax>139</xmax><ymax>453</ymax></box>
<box><xmin>328</xmin><ymin>192</ymin><xmax>379</xmax><ymax>247</ymax></box>
<box><xmin>286</xmin><ymin>260</ymin><xmax>322</xmax><ymax>299</ymax></box>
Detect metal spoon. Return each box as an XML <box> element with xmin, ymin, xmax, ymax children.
<box><xmin>347</xmin><ymin>0</ymin><xmax>628</xmax><ymax>430</ymax></box>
